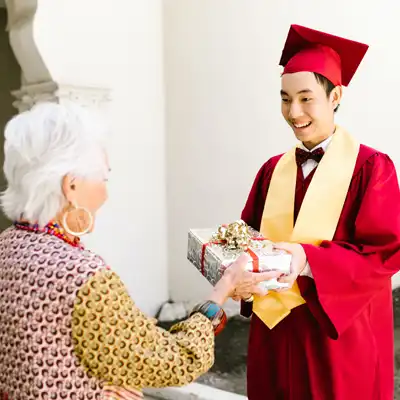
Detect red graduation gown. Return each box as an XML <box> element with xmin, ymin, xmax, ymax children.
<box><xmin>241</xmin><ymin>144</ymin><xmax>400</xmax><ymax>400</ymax></box>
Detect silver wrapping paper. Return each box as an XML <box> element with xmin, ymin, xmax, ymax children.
<box><xmin>187</xmin><ymin>227</ymin><xmax>292</xmax><ymax>290</ymax></box>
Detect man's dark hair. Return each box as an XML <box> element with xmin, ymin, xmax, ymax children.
<box><xmin>313</xmin><ymin>73</ymin><xmax>340</xmax><ymax>113</ymax></box>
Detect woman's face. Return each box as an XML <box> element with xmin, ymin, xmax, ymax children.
<box><xmin>61</xmin><ymin>155</ymin><xmax>110</xmax><ymax>235</ymax></box>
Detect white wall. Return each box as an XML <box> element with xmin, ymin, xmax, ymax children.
<box><xmin>93</xmin><ymin>1</ymin><xmax>169</xmax><ymax>316</ymax></box>
<box><xmin>164</xmin><ymin>0</ymin><xmax>400</xmax><ymax>301</ymax></box>
<box><xmin>33</xmin><ymin>0</ymin><xmax>169</xmax><ymax>315</ymax></box>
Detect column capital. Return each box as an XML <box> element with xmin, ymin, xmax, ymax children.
<box><xmin>12</xmin><ymin>81</ymin><xmax>111</xmax><ymax>112</ymax></box>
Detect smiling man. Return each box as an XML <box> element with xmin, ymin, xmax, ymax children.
<box><xmin>237</xmin><ymin>25</ymin><xmax>400</xmax><ymax>399</ymax></box>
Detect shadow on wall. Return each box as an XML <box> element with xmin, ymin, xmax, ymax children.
<box><xmin>0</xmin><ymin>7</ymin><xmax>21</xmax><ymax>232</ymax></box>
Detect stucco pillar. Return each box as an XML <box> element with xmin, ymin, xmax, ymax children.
<box><xmin>5</xmin><ymin>0</ymin><xmax>111</xmax><ymax>111</ymax></box>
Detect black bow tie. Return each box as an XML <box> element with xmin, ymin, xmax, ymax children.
<box><xmin>295</xmin><ymin>147</ymin><xmax>325</xmax><ymax>167</ymax></box>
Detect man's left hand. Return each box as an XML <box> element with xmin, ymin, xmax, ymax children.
<box><xmin>273</xmin><ymin>242</ymin><xmax>307</xmax><ymax>289</ymax></box>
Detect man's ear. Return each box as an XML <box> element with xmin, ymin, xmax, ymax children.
<box><xmin>331</xmin><ymin>86</ymin><xmax>343</xmax><ymax>110</ymax></box>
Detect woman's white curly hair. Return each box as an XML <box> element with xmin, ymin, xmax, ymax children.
<box><xmin>1</xmin><ymin>101</ymin><xmax>109</xmax><ymax>226</ymax></box>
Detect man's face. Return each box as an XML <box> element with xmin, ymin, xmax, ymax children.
<box><xmin>280</xmin><ymin>72</ymin><xmax>341</xmax><ymax>147</ymax></box>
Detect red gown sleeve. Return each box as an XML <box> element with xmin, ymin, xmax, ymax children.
<box><xmin>302</xmin><ymin>153</ymin><xmax>400</xmax><ymax>339</ymax></box>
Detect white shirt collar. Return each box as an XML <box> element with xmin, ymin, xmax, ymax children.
<box><xmin>299</xmin><ymin>135</ymin><xmax>333</xmax><ymax>152</ymax></box>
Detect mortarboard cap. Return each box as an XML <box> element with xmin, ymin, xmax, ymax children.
<box><xmin>279</xmin><ymin>24</ymin><xmax>369</xmax><ymax>87</ymax></box>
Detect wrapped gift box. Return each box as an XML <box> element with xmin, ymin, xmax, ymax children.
<box><xmin>187</xmin><ymin>221</ymin><xmax>291</xmax><ymax>291</ymax></box>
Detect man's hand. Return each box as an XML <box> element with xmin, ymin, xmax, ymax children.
<box><xmin>273</xmin><ymin>242</ymin><xmax>307</xmax><ymax>290</ymax></box>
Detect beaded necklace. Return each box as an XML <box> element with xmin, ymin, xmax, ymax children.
<box><xmin>14</xmin><ymin>221</ymin><xmax>83</xmax><ymax>248</ymax></box>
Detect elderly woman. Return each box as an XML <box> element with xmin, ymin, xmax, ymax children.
<box><xmin>0</xmin><ymin>102</ymin><xmax>279</xmax><ymax>400</ymax></box>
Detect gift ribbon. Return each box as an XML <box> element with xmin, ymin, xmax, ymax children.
<box><xmin>201</xmin><ymin>240</ymin><xmax>223</xmax><ymax>275</ymax></box>
<box><xmin>247</xmin><ymin>247</ymin><xmax>260</xmax><ymax>272</ymax></box>
<box><xmin>200</xmin><ymin>230</ymin><xmax>266</xmax><ymax>275</ymax></box>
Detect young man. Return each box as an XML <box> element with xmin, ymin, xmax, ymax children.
<box><xmin>238</xmin><ymin>25</ymin><xmax>400</xmax><ymax>400</ymax></box>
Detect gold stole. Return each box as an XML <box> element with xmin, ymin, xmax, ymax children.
<box><xmin>252</xmin><ymin>126</ymin><xmax>359</xmax><ymax>329</ymax></box>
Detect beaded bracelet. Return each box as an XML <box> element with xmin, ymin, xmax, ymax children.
<box><xmin>190</xmin><ymin>301</ymin><xmax>227</xmax><ymax>336</ymax></box>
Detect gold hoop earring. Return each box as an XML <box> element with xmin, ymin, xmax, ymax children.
<box><xmin>62</xmin><ymin>204</ymin><xmax>93</xmax><ymax>237</ymax></box>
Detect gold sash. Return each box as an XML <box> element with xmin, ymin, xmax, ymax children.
<box><xmin>253</xmin><ymin>126</ymin><xmax>359</xmax><ymax>328</ymax></box>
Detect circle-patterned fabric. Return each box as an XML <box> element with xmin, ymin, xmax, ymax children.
<box><xmin>72</xmin><ymin>270</ymin><xmax>215</xmax><ymax>389</ymax></box>
<box><xmin>0</xmin><ymin>227</ymin><xmax>106</xmax><ymax>399</ymax></box>
<box><xmin>0</xmin><ymin>227</ymin><xmax>215</xmax><ymax>399</ymax></box>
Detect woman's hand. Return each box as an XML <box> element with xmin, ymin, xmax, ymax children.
<box><xmin>104</xmin><ymin>386</ymin><xmax>143</xmax><ymax>400</ymax></box>
<box><xmin>208</xmin><ymin>253</ymin><xmax>283</xmax><ymax>305</ymax></box>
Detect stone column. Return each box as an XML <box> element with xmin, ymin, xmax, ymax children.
<box><xmin>5</xmin><ymin>0</ymin><xmax>111</xmax><ymax>111</ymax></box>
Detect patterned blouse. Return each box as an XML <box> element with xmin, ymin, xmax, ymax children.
<box><xmin>0</xmin><ymin>227</ymin><xmax>215</xmax><ymax>399</ymax></box>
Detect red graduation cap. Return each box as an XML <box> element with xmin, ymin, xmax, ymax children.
<box><xmin>279</xmin><ymin>24</ymin><xmax>369</xmax><ymax>87</ymax></box>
